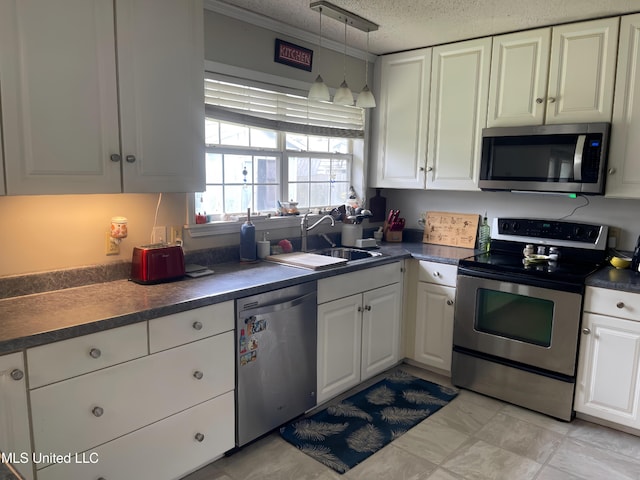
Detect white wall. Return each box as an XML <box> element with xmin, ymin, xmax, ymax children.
<box><xmin>382</xmin><ymin>189</ymin><xmax>640</xmax><ymax>250</ymax></box>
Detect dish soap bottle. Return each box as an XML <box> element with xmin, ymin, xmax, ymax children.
<box><xmin>479</xmin><ymin>213</ymin><xmax>491</xmax><ymax>253</ymax></box>
<box><xmin>240</xmin><ymin>208</ymin><xmax>256</xmax><ymax>262</ymax></box>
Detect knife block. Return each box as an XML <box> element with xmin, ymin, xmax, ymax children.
<box><xmin>383</xmin><ymin>221</ymin><xmax>403</xmax><ymax>242</ymax></box>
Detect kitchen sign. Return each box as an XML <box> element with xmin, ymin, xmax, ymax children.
<box><xmin>274</xmin><ymin>39</ymin><xmax>313</xmax><ymax>71</ymax></box>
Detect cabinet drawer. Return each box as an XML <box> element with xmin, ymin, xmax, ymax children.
<box><xmin>149</xmin><ymin>301</ymin><xmax>234</xmax><ymax>353</ymax></box>
<box><xmin>37</xmin><ymin>391</ymin><xmax>235</xmax><ymax>480</ymax></box>
<box><xmin>30</xmin><ymin>332</ymin><xmax>234</xmax><ymax>462</ymax></box>
<box><xmin>584</xmin><ymin>287</ymin><xmax>640</xmax><ymax>321</ymax></box>
<box><xmin>418</xmin><ymin>261</ymin><xmax>458</xmax><ymax>287</ymax></box>
<box><xmin>27</xmin><ymin>322</ymin><xmax>147</xmax><ymax>389</ymax></box>
<box><xmin>318</xmin><ymin>262</ymin><xmax>402</xmax><ymax>304</ymax></box>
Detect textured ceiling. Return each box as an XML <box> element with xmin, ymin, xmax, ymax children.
<box><xmin>211</xmin><ymin>0</ymin><xmax>640</xmax><ymax>54</ymax></box>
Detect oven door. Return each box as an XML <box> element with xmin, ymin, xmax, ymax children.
<box><xmin>454</xmin><ymin>274</ymin><xmax>583</xmax><ymax>376</ymax></box>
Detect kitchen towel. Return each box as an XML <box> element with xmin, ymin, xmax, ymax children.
<box><xmin>279</xmin><ymin>370</ymin><xmax>458</xmax><ymax>474</ymax></box>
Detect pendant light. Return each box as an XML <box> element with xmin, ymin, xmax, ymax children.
<box><xmin>308</xmin><ymin>7</ymin><xmax>330</xmax><ymax>101</ymax></box>
<box><xmin>356</xmin><ymin>29</ymin><xmax>376</xmax><ymax>108</ymax></box>
<box><xmin>333</xmin><ymin>18</ymin><xmax>354</xmax><ymax>106</ymax></box>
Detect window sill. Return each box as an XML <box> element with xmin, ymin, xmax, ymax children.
<box><xmin>184</xmin><ymin>214</ymin><xmax>309</xmax><ymax>238</ymax></box>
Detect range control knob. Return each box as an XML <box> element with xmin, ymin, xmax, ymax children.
<box><xmin>573</xmin><ymin>227</ymin><xmax>584</xmax><ymax>238</ymax></box>
<box><xmin>587</xmin><ymin>228</ymin><xmax>599</xmax><ymax>240</ymax></box>
<box><xmin>501</xmin><ymin>222</ymin><xmax>510</xmax><ymax>232</ymax></box>
<box><xmin>511</xmin><ymin>222</ymin><xmax>520</xmax><ymax>232</ymax></box>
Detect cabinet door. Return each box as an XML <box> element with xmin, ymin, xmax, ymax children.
<box><xmin>0</xmin><ymin>352</ymin><xmax>34</xmax><ymax>480</ymax></box>
<box><xmin>361</xmin><ymin>283</ymin><xmax>402</xmax><ymax>381</ymax></box>
<box><xmin>607</xmin><ymin>14</ymin><xmax>640</xmax><ymax>199</ymax></box>
<box><xmin>317</xmin><ymin>294</ymin><xmax>362</xmax><ymax>404</ymax></box>
<box><xmin>414</xmin><ymin>282</ymin><xmax>456</xmax><ymax>374</ymax></box>
<box><xmin>116</xmin><ymin>0</ymin><xmax>205</xmax><ymax>193</ymax></box>
<box><xmin>546</xmin><ymin>18</ymin><xmax>619</xmax><ymax>125</ymax></box>
<box><xmin>0</xmin><ymin>0</ymin><xmax>121</xmax><ymax>195</ymax></box>
<box><xmin>575</xmin><ymin>313</ymin><xmax>640</xmax><ymax>428</ymax></box>
<box><xmin>487</xmin><ymin>29</ymin><xmax>551</xmax><ymax>127</ymax></box>
<box><xmin>371</xmin><ymin>48</ymin><xmax>431</xmax><ymax>189</ymax></box>
<box><xmin>427</xmin><ymin>38</ymin><xmax>491</xmax><ymax>191</ymax></box>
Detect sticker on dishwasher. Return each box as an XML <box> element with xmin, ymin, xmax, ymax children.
<box><xmin>247</xmin><ymin>318</ymin><xmax>266</xmax><ymax>335</ymax></box>
<box><xmin>249</xmin><ymin>338</ymin><xmax>258</xmax><ymax>351</ymax></box>
<box><xmin>240</xmin><ymin>351</ymin><xmax>257</xmax><ymax>366</ymax></box>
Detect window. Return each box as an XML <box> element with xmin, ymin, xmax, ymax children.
<box><xmin>195</xmin><ymin>77</ymin><xmax>364</xmax><ymax>218</ymax></box>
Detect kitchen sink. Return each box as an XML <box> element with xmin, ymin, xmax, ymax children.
<box><xmin>313</xmin><ymin>247</ymin><xmax>385</xmax><ymax>261</ymax></box>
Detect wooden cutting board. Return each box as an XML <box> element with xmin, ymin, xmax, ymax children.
<box><xmin>422</xmin><ymin>211</ymin><xmax>479</xmax><ymax>248</ymax></box>
<box><xmin>266</xmin><ymin>252</ymin><xmax>348</xmax><ymax>270</ymax></box>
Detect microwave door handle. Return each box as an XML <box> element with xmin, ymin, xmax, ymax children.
<box><xmin>573</xmin><ymin>134</ymin><xmax>586</xmax><ymax>181</ymax></box>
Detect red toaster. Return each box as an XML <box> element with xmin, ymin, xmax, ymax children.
<box><xmin>130</xmin><ymin>244</ymin><xmax>185</xmax><ymax>284</ymax></box>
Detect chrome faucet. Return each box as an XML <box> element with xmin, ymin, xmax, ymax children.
<box><xmin>301</xmin><ymin>213</ymin><xmax>335</xmax><ymax>252</ymax></box>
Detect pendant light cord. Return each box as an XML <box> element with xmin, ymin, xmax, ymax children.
<box><xmin>343</xmin><ymin>18</ymin><xmax>348</xmax><ymax>81</ymax></box>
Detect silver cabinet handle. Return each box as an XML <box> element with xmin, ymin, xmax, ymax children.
<box><xmin>582</xmin><ymin>328</ymin><xmax>591</xmax><ymax>335</ymax></box>
<box><xmin>419</xmin><ymin>166</ymin><xmax>425</xmax><ymax>171</ymax></box>
<box><xmin>97</xmin><ymin>477</ymin><xmax>106</xmax><ymax>480</ymax></box>
<box><xmin>548</xmin><ymin>97</ymin><xmax>556</xmax><ymax>103</ymax></box>
<box><xmin>10</xmin><ymin>369</ymin><xmax>24</xmax><ymax>381</ymax></box>
<box><xmin>357</xmin><ymin>306</ymin><xmax>363</xmax><ymax>312</ymax></box>
<box><xmin>193</xmin><ymin>371</ymin><xmax>204</xmax><ymax>380</ymax></box>
<box><xmin>110</xmin><ymin>154</ymin><xmax>121</xmax><ymax>162</ymax></box>
<box><xmin>617</xmin><ymin>302</ymin><xmax>625</xmax><ymax>309</ymax></box>
<box><xmin>446</xmin><ymin>299</ymin><xmax>454</xmax><ymax>306</ymax></box>
<box><xmin>125</xmin><ymin>155</ymin><xmax>136</xmax><ymax>163</ymax></box>
<box><xmin>535</xmin><ymin>97</ymin><xmax>544</xmax><ymax>104</ymax></box>
<box><xmin>89</xmin><ymin>348</ymin><xmax>102</xmax><ymax>359</ymax></box>
<box><xmin>194</xmin><ymin>432</ymin><xmax>205</xmax><ymax>442</ymax></box>
<box><xmin>92</xmin><ymin>406</ymin><xmax>104</xmax><ymax>417</ymax></box>
<box><xmin>426</xmin><ymin>166</ymin><xmax>433</xmax><ymax>172</ymax></box>
<box><xmin>433</xmin><ymin>271</ymin><xmax>441</xmax><ymax>277</ymax></box>
<box><xmin>608</xmin><ymin>167</ymin><xmax>616</xmax><ymax>175</ymax></box>
<box><xmin>364</xmin><ymin>305</ymin><xmax>372</xmax><ymax>311</ymax></box>
<box><xmin>192</xmin><ymin>321</ymin><xmax>203</xmax><ymax>331</ymax></box>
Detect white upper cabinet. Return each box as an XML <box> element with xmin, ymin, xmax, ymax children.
<box><xmin>371</xmin><ymin>48</ymin><xmax>431</xmax><ymax>189</ymax></box>
<box><xmin>606</xmin><ymin>13</ymin><xmax>640</xmax><ymax>198</ymax></box>
<box><xmin>488</xmin><ymin>29</ymin><xmax>551</xmax><ymax>126</ymax></box>
<box><xmin>0</xmin><ymin>0</ymin><xmax>205</xmax><ymax>195</ymax></box>
<box><xmin>427</xmin><ymin>37</ymin><xmax>491</xmax><ymax>190</ymax></box>
<box><xmin>488</xmin><ymin>18</ymin><xmax>619</xmax><ymax>127</ymax></box>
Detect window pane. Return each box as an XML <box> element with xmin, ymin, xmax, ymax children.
<box><xmin>220</xmin><ymin>122</ymin><xmax>249</xmax><ymax>146</ymax></box>
<box><xmin>224</xmin><ymin>155</ymin><xmax>252</xmax><ymax>184</ymax></box>
<box><xmin>224</xmin><ymin>185</ymin><xmax>252</xmax><ymax>214</ymax></box>
<box><xmin>311</xmin><ymin>157</ymin><xmax>331</xmax><ymax>181</ymax></box>
<box><xmin>331</xmin><ymin>158</ymin><xmax>349</xmax><ymax>182</ymax></box>
<box><xmin>309</xmin><ymin>136</ymin><xmax>329</xmax><ymax>152</ymax></box>
<box><xmin>331</xmin><ymin>182</ymin><xmax>350</xmax><ymax>205</ymax></box>
<box><xmin>289</xmin><ymin>157</ymin><xmax>309</xmax><ymax>182</ymax></box>
<box><xmin>288</xmin><ymin>183</ymin><xmax>309</xmax><ymax>208</ymax></box>
<box><xmin>196</xmin><ymin>186</ymin><xmax>223</xmax><ymax>215</ymax></box>
<box><xmin>330</xmin><ymin>138</ymin><xmax>349</xmax><ymax>153</ymax></box>
<box><xmin>286</xmin><ymin>133</ymin><xmax>307</xmax><ymax>150</ymax></box>
<box><xmin>310</xmin><ymin>183</ymin><xmax>330</xmax><ymax>207</ymax></box>
<box><xmin>250</xmin><ymin>127</ymin><xmax>277</xmax><ymax>148</ymax></box>
<box><xmin>205</xmin><ymin>153</ymin><xmax>223</xmax><ymax>184</ymax></box>
<box><xmin>255</xmin><ymin>156</ymin><xmax>279</xmax><ymax>183</ymax></box>
<box><xmin>205</xmin><ymin>119</ymin><xmax>219</xmax><ymax>144</ymax></box>
<box><xmin>255</xmin><ymin>184</ymin><xmax>279</xmax><ymax>212</ymax></box>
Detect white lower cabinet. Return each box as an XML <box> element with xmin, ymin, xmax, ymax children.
<box><xmin>412</xmin><ymin>261</ymin><xmax>458</xmax><ymax>374</ymax></box>
<box><xmin>0</xmin><ymin>352</ymin><xmax>34</xmax><ymax>480</ymax></box>
<box><xmin>37</xmin><ymin>391</ymin><xmax>234</xmax><ymax>480</ymax></box>
<box><xmin>575</xmin><ymin>287</ymin><xmax>640</xmax><ymax>428</ymax></box>
<box><xmin>317</xmin><ymin>262</ymin><xmax>403</xmax><ymax>404</ymax></box>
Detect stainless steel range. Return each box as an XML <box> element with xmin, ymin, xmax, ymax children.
<box><xmin>452</xmin><ymin>218</ymin><xmax>608</xmax><ymax>421</ymax></box>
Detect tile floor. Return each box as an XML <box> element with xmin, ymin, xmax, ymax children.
<box><xmin>183</xmin><ymin>364</ymin><xmax>640</xmax><ymax>480</ymax></box>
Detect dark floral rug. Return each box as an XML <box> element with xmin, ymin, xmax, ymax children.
<box><xmin>279</xmin><ymin>370</ymin><xmax>458</xmax><ymax>474</ymax></box>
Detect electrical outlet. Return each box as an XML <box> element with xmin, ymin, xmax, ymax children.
<box><xmin>152</xmin><ymin>226</ymin><xmax>167</xmax><ymax>244</ymax></box>
<box><xmin>169</xmin><ymin>226</ymin><xmax>182</xmax><ymax>244</ymax></box>
<box><xmin>105</xmin><ymin>232</ymin><xmax>119</xmax><ymax>255</ymax></box>
<box><xmin>608</xmin><ymin>226</ymin><xmax>621</xmax><ymax>248</ymax></box>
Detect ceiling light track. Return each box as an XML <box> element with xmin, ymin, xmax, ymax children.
<box><xmin>310</xmin><ymin>1</ymin><xmax>378</xmax><ymax>33</ymax></box>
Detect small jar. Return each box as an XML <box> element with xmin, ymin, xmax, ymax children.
<box><xmin>537</xmin><ymin>246</ymin><xmax>546</xmax><ymax>255</ymax></box>
<box><xmin>523</xmin><ymin>244</ymin><xmax>534</xmax><ymax>256</ymax></box>
<box><xmin>549</xmin><ymin>247</ymin><xmax>560</xmax><ymax>262</ymax></box>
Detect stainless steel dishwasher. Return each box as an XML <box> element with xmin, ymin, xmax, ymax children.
<box><xmin>235</xmin><ymin>281</ymin><xmax>317</xmax><ymax>447</ymax></box>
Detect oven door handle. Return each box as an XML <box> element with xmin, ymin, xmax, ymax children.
<box><xmin>456</xmin><ymin>267</ymin><xmax>583</xmax><ymax>294</ymax></box>
<box><xmin>573</xmin><ymin>134</ymin><xmax>586</xmax><ymax>182</ymax></box>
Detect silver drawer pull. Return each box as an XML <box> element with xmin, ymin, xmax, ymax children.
<box><xmin>193</xmin><ymin>371</ymin><xmax>204</xmax><ymax>380</ymax></box>
<box><xmin>89</xmin><ymin>348</ymin><xmax>102</xmax><ymax>359</ymax></box>
<box><xmin>10</xmin><ymin>369</ymin><xmax>24</xmax><ymax>381</ymax></box>
<box><xmin>357</xmin><ymin>306</ymin><xmax>363</xmax><ymax>312</ymax></box>
<box><xmin>582</xmin><ymin>328</ymin><xmax>591</xmax><ymax>335</ymax></box>
<box><xmin>446</xmin><ymin>299</ymin><xmax>454</xmax><ymax>306</ymax></box>
<box><xmin>433</xmin><ymin>271</ymin><xmax>441</xmax><ymax>277</ymax></box>
<box><xmin>194</xmin><ymin>432</ymin><xmax>205</xmax><ymax>442</ymax></box>
<box><xmin>616</xmin><ymin>302</ymin><xmax>625</xmax><ymax>309</ymax></box>
<box><xmin>92</xmin><ymin>406</ymin><xmax>104</xmax><ymax>417</ymax></box>
<box><xmin>192</xmin><ymin>321</ymin><xmax>203</xmax><ymax>331</ymax></box>
<box><xmin>364</xmin><ymin>305</ymin><xmax>372</xmax><ymax>311</ymax></box>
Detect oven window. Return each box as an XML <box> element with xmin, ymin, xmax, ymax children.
<box><xmin>475</xmin><ymin>289</ymin><xmax>554</xmax><ymax>347</ymax></box>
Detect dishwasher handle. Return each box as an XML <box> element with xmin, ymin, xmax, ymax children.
<box><xmin>240</xmin><ymin>291</ymin><xmax>316</xmax><ymax>318</ymax></box>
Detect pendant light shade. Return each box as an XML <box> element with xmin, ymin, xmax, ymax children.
<box><xmin>308</xmin><ymin>7</ymin><xmax>330</xmax><ymax>102</ymax></box>
<box><xmin>334</xmin><ymin>18</ymin><xmax>354</xmax><ymax>106</ymax></box>
<box><xmin>356</xmin><ymin>30</ymin><xmax>376</xmax><ymax>108</ymax></box>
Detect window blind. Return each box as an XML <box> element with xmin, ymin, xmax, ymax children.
<box><xmin>204</xmin><ymin>77</ymin><xmax>365</xmax><ymax>138</ymax></box>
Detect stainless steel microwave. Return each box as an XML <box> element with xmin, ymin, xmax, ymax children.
<box><xmin>479</xmin><ymin>123</ymin><xmax>610</xmax><ymax>195</ymax></box>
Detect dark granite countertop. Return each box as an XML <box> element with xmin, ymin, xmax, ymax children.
<box><xmin>0</xmin><ymin>242</ymin><xmax>474</xmax><ymax>355</ymax></box>
<box><xmin>586</xmin><ymin>266</ymin><xmax>640</xmax><ymax>293</ymax></box>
